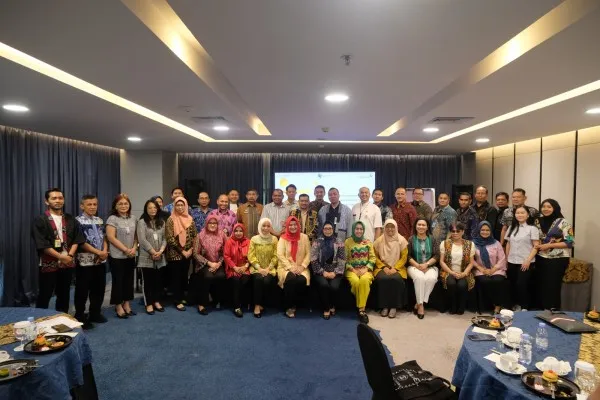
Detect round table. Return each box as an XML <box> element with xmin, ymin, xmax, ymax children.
<box><xmin>0</xmin><ymin>308</ymin><xmax>95</xmax><ymax>400</ymax></box>
<box><xmin>451</xmin><ymin>311</ymin><xmax>582</xmax><ymax>399</ymax></box>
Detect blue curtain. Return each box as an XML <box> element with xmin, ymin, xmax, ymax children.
<box><xmin>0</xmin><ymin>126</ymin><xmax>121</xmax><ymax>306</ymax></box>
<box><xmin>271</xmin><ymin>153</ymin><xmax>461</xmax><ymax>206</ymax></box>
<box><xmin>178</xmin><ymin>153</ymin><xmax>264</xmax><ymax>207</ymax></box>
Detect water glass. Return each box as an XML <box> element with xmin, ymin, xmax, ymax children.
<box><xmin>13</xmin><ymin>321</ymin><xmax>30</xmax><ymax>352</ymax></box>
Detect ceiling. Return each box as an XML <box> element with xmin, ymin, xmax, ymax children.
<box><xmin>0</xmin><ymin>0</ymin><xmax>599</xmax><ymax>154</ymax></box>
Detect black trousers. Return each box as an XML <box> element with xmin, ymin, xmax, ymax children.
<box><xmin>230</xmin><ymin>274</ymin><xmax>250</xmax><ymax>309</ymax></box>
<box><xmin>141</xmin><ymin>268</ymin><xmax>163</xmax><ymax>306</ymax></box>
<box><xmin>314</xmin><ymin>275</ymin><xmax>342</xmax><ymax>311</ymax></box>
<box><xmin>193</xmin><ymin>267</ymin><xmax>226</xmax><ymax>307</ymax></box>
<box><xmin>475</xmin><ymin>274</ymin><xmax>508</xmax><ymax>310</ymax></box>
<box><xmin>109</xmin><ymin>257</ymin><xmax>135</xmax><ymax>305</ymax></box>
<box><xmin>283</xmin><ymin>272</ymin><xmax>307</xmax><ymax>309</ymax></box>
<box><xmin>252</xmin><ymin>273</ymin><xmax>275</xmax><ymax>306</ymax></box>
<box><xmin>374</xmin><ymin>272</ymin><xmax>406</xmax><ymax>309</ymax></box>
<box><xmin>37</xmin><ymin>268</ymin><xmax>73</xmax><ymax>313</ymax></box>
<box><xmin>507</xmin><ymin>262</ymin><xmax>535</xmax><ymax>309</ymax></box>
<box><xmin>445</xmin><ymin>275</ymin><xmax>468</xmax><ymax>314</ymax></box>
<box><xmin>74</xmin><ymin>264</ymin><xmax>106</xmax><ymax>320</ymax></box>
<box><xmin>169</xmin><ymin>258</ymin><xmax>191</xmax><ymax>304</ymax></box>
<box><xmin>534</xmin><ymin>256</ymin><xmax>568</xmax><ymax>310</ymax></box>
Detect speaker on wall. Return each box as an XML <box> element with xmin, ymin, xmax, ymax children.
<box><xmin>451</xmin><ymin>184</ymin><xmax>474</xmax><ymax>210</ymax></box>
<box><xmin>184</xmin><ymin>179</ymin><xmax>207</xmax><ymax>208</ymax></box>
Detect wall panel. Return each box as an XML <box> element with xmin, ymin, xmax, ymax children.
<box><xmin>514</xmin><ymin>151</ymin><xmax>541</xmax><ymax>209</ymax></box>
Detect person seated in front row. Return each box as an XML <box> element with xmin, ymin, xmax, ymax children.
<box><xmin>407</xmin><ymin>218</ymin><xmax>440</xmax><ymax>320</ymax></box>
<box><xmin>224</xmin><ymin>223</ymin><xmax>251</xmax><ymax>318</ymax></box>
<box><xmin>473</xmin><ymin>221</ymin><xmax>508</xmax><ymax>314</ymax></box>
<box><xmin>373</xmin><ymin>219</ymin><xmax>408</xmax><ymax>319</ymax></box>
<box><xmin>192</xmin><ymin>215</ymin><xmax>226</xmax><ymax>315</ymax></box>
<box><xmin>439</xmin><ymin>222</ymin><xmax>475</xmax><ymax>315</ymax></box>
<box><xmin>345</xmin><ymin>221</ymin><xmax>376</xmax><ymax>324</ymax></box>
<box><xmin>248</xmin><ymin>218</ymin><xmax>279</xmax><ymax>318</ymax></box>
<box><xmin>310</xmin><ymin>222</ymin><xmax>346</xmax><ymax>320</ymax></box>
<box><xmin>277</xmin><ymin>216</ymin><xmax>311</xmax><ymax>318</ymax></box>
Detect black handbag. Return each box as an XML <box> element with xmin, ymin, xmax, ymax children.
<box><xmin>391</xmin><ymin>360</ymin><xmax>457</xmax><ymax>400</ymax></box>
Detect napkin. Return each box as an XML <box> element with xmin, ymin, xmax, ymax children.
<box><xmin>472</xmin><ymin>327</ymin><xmax>498</xmax><ymax>337</ymax></box>
<box><xmin>484</xmin><ymin>353</ymin><xmax>501</xmax><ymax>363</ymax></box>
<box><xmin>36</xmin><ymin>316</ymin><xmax>83</xmax><ymax>334</ymax></box>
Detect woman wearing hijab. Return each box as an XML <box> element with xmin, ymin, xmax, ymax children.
<box><xmin>192</xmin><ymin>215</ymin><xmax>227</xmax><ymax>315</ymax></box>
<box><xmin>373</xmin><ymin>219</ymin><xmax>408</xmax><ymax>319</ymax></box>
<box><xmin>277</xmin><ymin>216</ymin><xmax>311</xmax><ymax>318</ymax></box>
<box><xmin>248</xmin><ymin>218</ymin><xmax>278</xmax><ymax>318</ymax></box>
<box><xmin>533</xmin><ymin>199</ymin><xmax>574</xmax><ymax>310</ymax></box>
<box><xmin>310</xmin><ymin>222</ymin><xmax>345</xmax><ymax>320</ymax></box>
<box><xmin>439</xmin><ymin>222</ymin><xmax>475</xmax><ymax>315</ymax></box>
<box><xmin>224</xmin><ymin>223</ymin><xmax>251</xmax><ymax>318</ymax></box>
<box><xmin>345</xmin><ymin>221</ymin><xmax>376</xmax><ymax>324</ymax></box>
<box><xmin>472</xmin><ymin>221</ymin><xmax>508</xmax><ymax>314</ymax></box>
<box><xmin>165</xmin><ymin>197</ymin><xmax>197</xmax><ymax>311</ymax></box>
<box><xmin>407</xmin><ymin>218</ymin><xmax>440</xmax><ymax>320</ymax></box>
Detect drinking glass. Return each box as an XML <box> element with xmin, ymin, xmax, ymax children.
<box><xmin>13</xmin><ymin>321</ymin><xmax>30</xmax><ymax>352</ymax></box>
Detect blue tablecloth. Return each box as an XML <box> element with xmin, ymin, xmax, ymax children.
<box><xmin>0</xmin><ymin>307</ymin><xmax>93</xmax><ymax>400</ymax></box>
<box><xmin>452</xmin><ymin>311</ymin><xmax>582</xmax><ymax>399</ymax></box>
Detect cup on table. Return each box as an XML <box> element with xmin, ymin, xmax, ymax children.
<box><xmin>499</xmin><ymin>309</ymin><xmax>514</xmax><ymax>325</ymax></box>
<box><xmin>13</xmin><ymin>321</ymin><xmax>30</xmax><ymax>352</ymax></box>
<box><xmin>542</xmin><ymin>356</ymin><xmax>560</xmax><ymax>372</ymax></box>
<box><xmin>506</xmin><ymin>327</ymin><xmax>523</xmax><ymax>345</ymax></box>
<box><xmin>574</xmin><ymin>360</ymin><xmax>597</xmax><ymax>394</ymax></box>
<box><xmin>500</xmin><ymin>352</ymin><xmax>519</xmax><ymax>371</ymax></box>
<box><xmin>0</xmin><ymin>350</ymin><xmax>9</xmax><ymax>362</ymax></box>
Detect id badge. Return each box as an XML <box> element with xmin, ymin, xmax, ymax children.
<box><xmin>125</xmin><ymin>226</ymin><xmax>131</xmax><ymax>235</ymax></box>
<box><xmin>54</xmin><ymin>239</ymin><xmax>62</xmax><ymax>248</ymax></box>
<box><xmin>153</xmin><ymin>233</ymin><xmax>158</xmax><ymax>241</ymax></box>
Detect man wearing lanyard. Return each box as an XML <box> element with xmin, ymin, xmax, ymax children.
<box><xmin>32</xmin><ymin>188</ymin><xmax>85</xmax><ymax>313</ymax></box>
<box><xmin>75</xmin><ymin>194</ymin><xmax>109</xmax><ymax>328</ymax></box>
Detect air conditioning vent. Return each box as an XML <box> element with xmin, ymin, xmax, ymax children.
<box><xmin>191</xmin><ymin>116</ymin><xmax>227</xmax><ymax>124</ymax></box>
<box><xmin>428</xmin><ymin>116</ymin><xmax>474</xmax><ymax>124</ymax></box>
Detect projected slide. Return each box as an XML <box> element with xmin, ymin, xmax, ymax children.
<box><xmin>274</xmin><ymin>172</ymin><xmax>376</xmax><ymax>204</ymax></box>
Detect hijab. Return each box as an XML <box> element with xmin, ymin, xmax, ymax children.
<box><xmin>351</xmin><ymin>221</ymin><xmax>366</xmax><ymax>243</ymax></box>
<box><xmin>227</xmin><ymin>223</ymin><xmax>250</xmax><ymax>262</ymax></box>
<box><xmin>280</xmin><ymin>216</ymin><xmax>301</xmax><ymax>262</ymax></box>
<box><xmin>254</xmin><ymin>218</ymin><xmax>274</xmax><ymax>245</ymax></box>
<box><xmin>472</xmin><ymin>221</ymin><xmax>496</xmax><ymax>268</ymax></box>
<box><xmin>374</xmin><ymin>219</ymin><xmax>408</xmax><ymax>267</ymax></box>
<box><xmin>198</xmin><ymin>215</ymin><xmax>226</xmax><ymax>262</ymax></box>
<box><xmin>538</xmin><ymin>198</ymin><xmax>563</xmax><ymax>234</ymax></box>
<box><xmin>319</xmin><ymin>222</ymin><xmax>336</xmax><ymax>265</ymax></box>
<box><xmin>171</xmin><ymin>197</ymin><xmax>193</xmax><ymax>247</ymax></box>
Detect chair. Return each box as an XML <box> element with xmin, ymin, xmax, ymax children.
<box><xmin>356</xmin><ymin>323</ymin><xmax>398</xmax><ymax>399</ymax></box>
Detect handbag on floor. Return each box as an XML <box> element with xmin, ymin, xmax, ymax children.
<box><xmin>391</xmin><ymin>360</ymin><xmax>457</xmax><ymax>400</ymax></box>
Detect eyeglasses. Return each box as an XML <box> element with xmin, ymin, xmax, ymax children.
<box><xmin>450</xmin><ymin>230</ymin><xmax>461</xmax><ymax>233</ymax></box>
<box><xmin>116</xmin><ymin>202</ymin><xmax>129</xmax><ymax>206</ymax></box>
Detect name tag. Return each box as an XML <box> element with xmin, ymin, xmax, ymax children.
<box><xmin>153</xmin><ymin>233</ymin><xmax>158</xmax><ymax>240</ymax></box>
<box><xmin>125</xmin><ymin>227</ymin><xmax>130</xmax><ymax>235</ymax></box>
<box><xmin>54</xmin><ymin>239</ymin><xmax>62</xmax><ymax>248</ymax></box>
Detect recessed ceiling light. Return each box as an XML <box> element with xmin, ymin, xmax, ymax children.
<box><xmin>213</xmin><ymin>125</ymin><xmax>230</xmax><ymax>132</ymax></box>
<box><xmin>2</xmin><ymin>104</ymin><xmax>29</xmax><ymax>112</ymax></box>
<box><xmin>325</xmin><ymin>93</ymin><xmax>349</xmax><ymax>103</ymax></box>
<box><xmin>423</xmin><ymin>127</ymin><xmax>439</xmax><ymax>133</ymax></box>
<box><xmin>475</xmin><ymin>138</ymin><xmax>490</xmax><ymax>143</ymax></box>
<box><xmin>586</xmin><ymin>107</ymin><xmax>600</xmax><ymax>114</ymax></box>
<box><xmin>127</xmin><ymin>136</ymin><xmax>142</xmax><ymax>142</ymax></box>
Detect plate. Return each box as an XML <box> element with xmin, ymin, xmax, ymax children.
<box><xmin>471</xmin><ymin>315</ymin><xmax>505</xmax><ymax>331</ymax></box>
<box><xmin>501</xmin><ymin>336</ymin><xmax>520</xmax><ymax>349</ymax></box>
<box><xmin>495</xmin><ymin>360</ymin><xmax>527</xmax><ymax>375</ymax></box>
<box><xmin>0</xmin><ymin>359</ymin><xmax>38</xmax><ymax>384</ymax></box>
<box><xmin>24</xmin><ymin>334</ymin><xmax>73</xmax><ymax>354</ymax></box>
<box><xmin>521</xmin><ymin>371</ymin><xmax>580</xmax><ymax>399</ymax></box>
<box><xmin>585</xmin><ymin>312</ymin><xmax>599</xmax><ymax>322</ymax></box>
<box><xmin>535</xmin><ymin>362</ymin><xmax>570</xmax><ymax>376</ymax></box>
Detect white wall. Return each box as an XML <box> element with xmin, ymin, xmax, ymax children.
<box><xmin>120</xmin><ymin>150</ymin><xmax>168</xmax><ymax>217</ymax></box>
<box><xmin>474</xmin><ymin>127</ymin><xmax>600</xmax><ymax>309</ymax></box>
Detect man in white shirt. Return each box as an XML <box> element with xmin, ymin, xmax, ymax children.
<box><xmin>284</xmin><ymin>184</ymin><xmax>298</xmax><ymax>210</ymax></box>
<box><xmin>228</xmin><ymin>189</ymin><xmax>240</xmax><ymax>213</ymax></box>
<box><xmin>260</xmin><ymin>189</ymin><xmax>291</xmax><ymax>237</ymax></box>
<box><xmin>352</xmin><ymin>187</ymin><xmax>382</xmax><ymax>242</ymax></box>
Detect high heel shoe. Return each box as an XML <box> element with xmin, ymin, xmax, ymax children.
<box><xmin>417</xmin><ymin>313</ymin><xmax>425</xmax><ymax>320</ymax></box>
<box><xmin>115</xmin><ymin>307</ymin><xmax>128</xmax><ymax>319</ymax></box>
<box><xmin>253</xmin><ymin>312</ymin><xmax>262</xmax><ymax>318</ymax></box>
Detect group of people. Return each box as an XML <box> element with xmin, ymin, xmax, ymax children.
<box><xmin>31</xmin><ymin>183</ymin><xmax>574</xmax><ymax>328</ymax></box>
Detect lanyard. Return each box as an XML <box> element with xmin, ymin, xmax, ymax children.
<box><xmin>46</xmin><ymin>210</ymin><xmax>67</xmax><ymax>248</ymax></box>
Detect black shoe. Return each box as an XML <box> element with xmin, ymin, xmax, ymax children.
<box><xmin>116</xmin><ymin>312</ymin><xmax>128</xmax><ymax>319</ymax></box>
<box><xmin>253</xmin><ymin>312</ymin><xmax>262</xmax><ymax>319</ymax></box>
<box><xmin>126</xmin><ymin>310</ymin><xmax>137</xmax><ymax>316</ymax></box>
<box><xmin>146</xmin><ymin>307</ymin><xmax>155</xmax><ymax>315</ymax></box>
<box><xmin>197</xmin><ymin>307</ymin><xmax>208</xmax><ymax>315</ymax></box>
<box><xmin>322</xmin><ymin>313</ymin><xmax>331</xmax><ymax>320</ymax></box>
<box><xmin>89</xmin><ymin>314</ymin><xmax>108</xmax><ymax>323</ymax></box>
<box><xmin>417</xmin><ymin>313</ymin><xmax>425</xmax><ymax>320</ymax></box>
<box><xmin>176</xmin><ymin>304</ymin><xmax>186</xmax><ymax>312</ymax></box>
<box><xmin>358</xmin><ymin>311</ymin><xmax>369</xmax><ymax>324</ymax></box>
<box><xmin>81</xmin><ymin>321</ymin><xmax>95</xmax><ymax>330</ymax></box>
<box><xmin>234</xmin><ymin>308</ymin><xmax>243</xmax><ymax>318</ymax></box>
<box><xmin>155</xmin><ymin>306</ymin><xmax>165</xmax><ymax>312</ymax></box>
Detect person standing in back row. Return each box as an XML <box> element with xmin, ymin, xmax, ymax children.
<box><xmin>228</xmin><ymin>189</ymin><xmax>240</xmax><ymax>213</ymax></box>
<box><xmin>261</xmin><ymin>189</ymin><xmax>291</xmax><ymax>237</ymax></box>
<box><xmin>352</xmin><ymin>187</ymin><xmax>382</xmax><ymax>242</ymax></box>
<box><xmin>163</xmin><ymin>187</ymin><xmax>191</xmax><ymax>214</ymax></box>
<box><xmin>500</xmin><ymin>188</ymin><xmax>539</xmax><ymax>246</ymax></box>
<box><xmin>237</xmin><ymin>188</ymin><xmax>263</xmax><ymax>238</ymax></box>
<box><xmin>33</xmin><ymin>188</ymin><xmax>85</xmax><ymax>313</ymax></box>
<box><xmin>391</xmin><ymin>187</ymin><xmax>417</xmax><ymax>240</ymax></box>
<box><xmin>309</xmin><ymin>185</ymin><xmax>329</xmax><ymax>214</ymax></box>
<box><xmin>372</xmin><ymin>188</ymin><xmax>392</xmax><ymax>224</ymax></box>
<box><xmin>209</xmin><ymin>194</ymin><xmax>238</xmax><ymax>237</ymax></box>
<box><xmin>75</xmin><ymin>194</ymin><xmax>109</xmax><ymax>328</ymax></box>
<box><xmin>431</xmin><ymin>192</ymin><xmax>457</xmax><ymax>243</ymax></box>
<box><xmin>456</xmin><ymin>192</ymin><xmax>478</xmax><ymax>239</ymax></box>
<box><xmin>471</xmin><ymin>185</ymin><xmax>498</xmax><ymax>235</ymax></box>
<box><xmin>411</xmin><ymin>187</ymin><xmax>433</xmax><ymax>221</ymax></box>
<box><xmin>318</xmin><ymin>188</ymin><xmax>354</xmax><ymax>242</ymax></box>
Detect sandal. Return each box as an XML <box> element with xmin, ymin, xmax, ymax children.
<box><xmin>285</xmin><ymin>309</ymin><xmax>296</xmax><ymax>318</ymax></box>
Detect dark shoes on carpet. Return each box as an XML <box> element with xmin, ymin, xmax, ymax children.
<box><xmin>81</xmin><ymin>321</ymin><xmax>94</xmax><ymax>330</ymax></box>
<box><xmin>233</xmin><ymin>309</ymin><xmax>243</xmax><ymax>318</ymax></box>
<box><xmin>253</xmin><ymin>312</ymin><xmax>262</xmax><ymax>318</ymax></box>
<box><xmin>155</xmin><ymin>306</ymin><xmax>165</xmax><ymax>312</ymax></box>
<box><xmin>126</xmin><ymin>310</ymin><xmax>137</xmax><ymax>316</ymax></box>
<box><xmin>358</xmin><ymin>311</ymin><xmax>369</xmax><ymax>324</ymax></box>
<box><xmin>176</xmin><ymin>304</ymin><xmax>186</xmax><ymax>312</ymax></box>
<box><xmin>89</xmin><ymin>314</ymin><xmax>108</xmax><ymax>323</ymax></box>
<box><xmin>197</xmin><ymin>307</ymin><xmax>209</xmax><ymax>315</ymax></box>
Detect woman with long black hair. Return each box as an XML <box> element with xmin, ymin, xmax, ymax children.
<box><xmin>534</xmin><ymin>199</ymin><xmax>574</xmax><ymax>310</ymax></box>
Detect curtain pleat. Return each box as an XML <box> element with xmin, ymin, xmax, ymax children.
<box><xmin>0</xmin><ymin>126</ymin><xmax>120</xmax><ymax>306</ymax></box>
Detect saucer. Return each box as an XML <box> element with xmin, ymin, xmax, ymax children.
<box><xmin>496</xmin><ymin>360</ymin><xmax>527</xmax><ymax>375</ymax></box>
<box><xmin>501</xmin><ymin>336</ymin><xmax>520</xmax><ymax>349</ymax></box>
<box><xmin>535</xmin><ymin>361</ymin><xmax>569</xmax><ymax>376</ymax></box>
